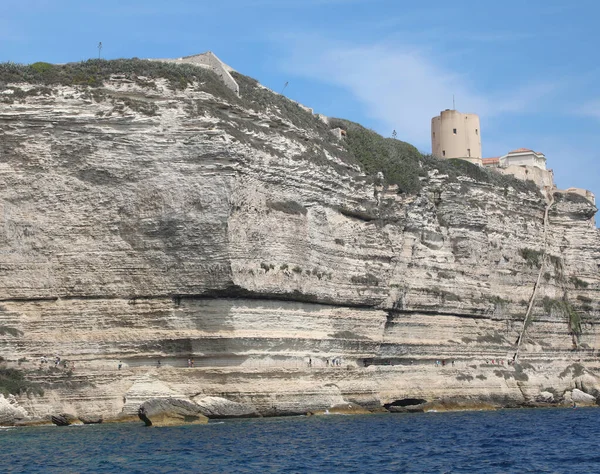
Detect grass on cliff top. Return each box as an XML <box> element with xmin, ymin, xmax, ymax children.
<box><xmin>232</xmin><ymin>72</ymin><xmax>333</xmax><ymax>135</ymax></box>
<box><xmin>329</xmin><ymin>118</ymin><xmax>422</xmax><ymax>193</ymax></box>
<box><xmin>0</xmin><ymin>58</ymin><xmax>541</xmax><ymax>196</ymax></box>
<box><xmin>231</xmin><ymin>72</ymin><xmax>359</xmax><ymax>169</ymax></box>
<box><xmin>327</xmin><ymin>118</ymin><xmax>541</xmax><ymax>195</ymax></box>
<box><xmin>0</xmin><ymin>58</ymin><xmax>237</xmax><ymax>98</ymax></box>
<box><xmin>0</xmin><ymin>59</ymin><xmax>319</xmax><ymax>133</ymax></box>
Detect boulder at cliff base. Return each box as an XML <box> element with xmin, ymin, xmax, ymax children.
<box><xmin>138</xmin><ymin>398</ymin><xmax>209</xmax><ymax>427</ymax></box>
<box><xmin>0</xmin><ymin>394</ymin><xmax>28</xmax><ymax>426</ymax></box>
<box><xmin>193</xmin><ymin>396</ymin><xmax>260</xmax><ymax>418</ymax></box>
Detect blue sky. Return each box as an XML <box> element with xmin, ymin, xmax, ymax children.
<box><xmin>1</xmin><ymin>0</ymin><xmax>599</xmax><ymax>203</ymax></box>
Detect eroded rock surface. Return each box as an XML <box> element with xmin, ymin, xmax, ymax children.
<box><xmin>0</xmin><ymin>394</ymin><xmax>28</xmax><ymax>425</ymax></box>
<box><xmin>193</xmin><ymin>396</ymin><xmax>260</xmax><ymax>418</ymax></box>
<box><xmin>138</xmin><ymin>398</ymin><xmax>208</xmax><ymax>427</ymax></box>
<box><xmin>570</xmin><ymin>389</ymin><xmax>596</xmax><ymax>405</ymax></box>
<box><xmin>79</xmin><ymin>415</ymin><xmax>103</xmax><ymax>424</ymax></box>
<box><xmin>0</xmin><ymin>62</ymin><xmax>599</xmax><ymax>419</ymax></box>
<box><xmin>308</xmin><ymin>402</ymin><xmax>371</xmax><ymax>416</ymax></box>
<box><xmin>51</xmin><ymin>413</ymin><xmax>76</xmax><ymax>426</ymax></box>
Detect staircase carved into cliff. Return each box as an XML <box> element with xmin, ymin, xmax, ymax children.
<box><xmin>514</xmin><ymin>193</ymin><xmax>555</xmax><ymax>360</ymax></box>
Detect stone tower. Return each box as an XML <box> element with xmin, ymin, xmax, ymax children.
<box><xmin>431</xmin><ymin>109</ymin><xmax>482</xmax><ymax>165</ymax></box>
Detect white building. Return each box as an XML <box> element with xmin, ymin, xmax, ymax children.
<box><xmin>499</xmin><ymin>148</ymin><xmax>547</xmax><ymax>170</ymax></box>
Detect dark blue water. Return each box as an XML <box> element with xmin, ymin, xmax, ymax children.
<box><xmin>1</xmin><ymin>408</ymin><xmax>599</xmax><ymax>473</ymax></box>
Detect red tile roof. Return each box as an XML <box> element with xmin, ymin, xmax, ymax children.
<box><xmin>508</xmin><ymin>148</ymin><xmax>533</xmax><ymax>154</ymax></box>
<box><xmin>482</xmin><ymin>157</ymin><xmax>500</xmax><ymax>165</ymax></box>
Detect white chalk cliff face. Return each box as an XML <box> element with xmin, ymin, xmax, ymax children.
<box><xmin>0</xmin><ymin>67</ymin><xmax>599</xmax><ymax>421</ymax></box>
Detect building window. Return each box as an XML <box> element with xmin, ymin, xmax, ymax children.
<box><xmin>432</xmin><ymin>132</ymin><xmax>435</xmax><ymax>138</ymax></box>
<box><xmin>475</xmin><ymin>129</ymin><xmax>478</xmax><ymax>135</ymax></box>
<box><xmin>467</xmin><ymin>148</ymin><xmax>471</xmax><ymax>157</ymax></box>
<box><xmin>453</xmin><ymin>128</ymin><xmax>457</xmax><ymax>134</ymax></box>
<box><xmin>442</xmin><ymin>150</ymin><xmax>446</xmax><ymax>157</ymax></box>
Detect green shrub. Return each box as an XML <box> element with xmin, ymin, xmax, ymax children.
<box><xmin>542</xmin><ymin>297</ymin><xmax>582</xmax><ymax>335</ymax></box>
<box><xmin>456</xmin><ymin>374</ymin><xmax>474</xmax><ymax>381</ymax></box>
<box><xmin>421</xmin><ymin>155</ymin><xmax>539</xmax><ymax>195</ymax></box>
<box><xmin>569</xmin><ymin>308</ymin><xmax>582</xmax><ymax>334</ymax></box>
<box><xmin>489</xmin><ymin>295</ymin><xmax>509</xmax><ymax>305</ymax></box>
<box><xmin>438</xmin><ymin>271</ymin><xmax>455</xmax><ymax>280</ymax></box>
<box><xmin>350</xmin><ymin>273</ymin><xmax>380</xmax><ymax>286</ymax></box>
<box><xmin>548</xmin><ymin>255</ymin><xmax>563</xmax><ymax>270</ymax></box>
<box><xmin>327</xmin><ymin>119</ymin><xmax>422</xmax><ymax>193</ymax></box>
<box><xmin>0</xmin><ymin>368</ymin><xmax>44</xmax><ymax>396</ymax></box>
<box><xmin>30</xmin><ymin>62</ymin><xmax>53</xmax><ymax>74</ymax></box>
<box><xmin>266</xmin><ymin>200</ymin><xmax>307</xmax><ymax>216</ymax></box>
<box><xmin>569</xmin><ymin>276</ymin><xmax>589</xmax><ymax>289</ymax></box>
<box><xmin>0</xmin><ymin>326</ymin><xmax>23</xmax><ymax>337</ymax></box>
<box><xmin>519</xmin><ymin>248</ymin><xmax>543</xmax><ymax>268</ymax></box>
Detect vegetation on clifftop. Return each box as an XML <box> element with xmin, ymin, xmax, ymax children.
<box><xmin>0</xmin><ymin>59</ymin><xmax>235</xmax><ymax>96</ymax></box>
<box><xmin>327</xmin><ymin>118</ymin><xmax>540</xmax><ymax>195</ymax></box>
<box><xmin>0</xmin><ymin>58</ymin><xmax>541</xmax><ymax>197</ymax></box>
<box><xmin>328</xmin><ymin>118</ymin><xmax>423</xmax><ymax>193</ymax></box>
<box><xmin>232</xmin><ymin>72</ymin><xmax>334</xmax><ymax>136</ymax></box>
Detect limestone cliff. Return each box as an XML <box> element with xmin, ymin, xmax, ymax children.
<box><xmin>0</xmin><ymin>59</ymin><xmax>599</xmax><ymax>422</ymax></box>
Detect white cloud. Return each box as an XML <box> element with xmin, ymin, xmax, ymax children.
<box><xmin>280</xmin><ymin>37</ymin><xmax>557</xmax><ymax>150</ymax></box>
<box><xmin>576</xmin><ymin>99</ymin><xmax>600</xmax><ymax>120</ymax></box>
<box><xmin>281</xmin><ymin>41</ymin><xmax>482</xmax><ymax>148</ymax></box>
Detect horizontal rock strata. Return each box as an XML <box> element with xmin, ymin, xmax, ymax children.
<box><xmin>0</xmin><ymin>65</ymin><xmax>599</xmax><ymax>421</ymax></box>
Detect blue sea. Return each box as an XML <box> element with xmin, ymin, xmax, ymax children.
<box><xmin>1</xmin><ymin>408</ymin><xmax>599</xmax><ymax>473</ymax></box>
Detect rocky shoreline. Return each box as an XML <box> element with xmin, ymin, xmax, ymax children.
<box><xmin>4</xmin><ymin>395</ymin><xmax>598</xmax><ymax>429</ymax></box>
<box><xmin>3</xmin><ymin>359</ymin><xmax>600</xmax><ymax>428</ymax></box>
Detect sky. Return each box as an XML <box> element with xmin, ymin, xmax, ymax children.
<box><xmin>1</xmin><ymin>0</ymin><xmax>599</xmax><ymax>204</ymax></box>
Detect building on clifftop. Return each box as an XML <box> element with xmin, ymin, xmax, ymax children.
<box><xmin>500</xmin><ymin>148</ymin><xmax>547</xmax><ymax>169</ymax></box>
<box><xmin>482</xmin><ymin>148</ymin><xmax>555</xmax><ymax>193</ymax></box>
<box><xmin>431</xmin><ymin>109</ymin><xmax>482</xmax><ymax>165</ymax></box>
<box><xmin>431</xmin><ymin>109</ymin><xmax>595</xmax><ymax>224</ymax></box>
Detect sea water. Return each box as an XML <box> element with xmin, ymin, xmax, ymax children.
<box><xmin>1</xmin><ymin>408</ymin><xmax>599</xmax><ymax>473</ymax></box>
